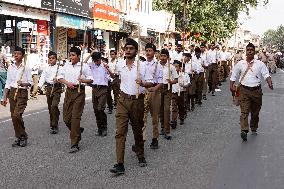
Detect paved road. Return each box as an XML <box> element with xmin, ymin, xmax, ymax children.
<box><xmin>0</xmin><ymin>70</ymin><xmax>283</xmax><ymax>189</ymax></box>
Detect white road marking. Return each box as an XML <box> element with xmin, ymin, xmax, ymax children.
<box><xmin>0</xmin><ymin>96</ymin><xmax>92</xmax><ymax>124</ymax></box>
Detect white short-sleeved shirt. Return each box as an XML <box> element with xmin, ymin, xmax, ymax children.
<box><xmin>207</xmin><ymin>49</ymin><xmax>218</xmax><ymax>64</ymax></box>
<box><xmin>57</xmin><ymin>62</ymin><xmax>93</xmax><ymax>85</ymax></box>
<box><xmin>172</xmin><ymin>72</ymin><xmax>190</xmax><ymax>93</ymax></box>
<box><xmin>5</xmin><ymin>62</ymin><xmax>33</xmax><ymax>89</ymax></box>
<box><xmin>160</xmin><ymin>62</ymin><xmax>179</xmax><ymax>84</ymax></box>
<box><xmin>89</xmin><ymin>63</ymin><xmax>109</xmax><ymax>86</ymax></box>
<box><xmin>116</xmin><ymin>60</ymin><xmax>153</xmax><ymax>95</ymax></box>
<box><xmin>144</xmin><ymin>59</ymin><xmax>163</xmax><ymax>84</ymax></box>
<box><xmin>230</xmin><ymin>59</ymin><xmax>270</xmax><ymax>87</ymax></box>
<box><xmin>38</xmin><ymin>64</ymin><xmax>62</xmax><ymax>88</ymax></box>
<box><xmin>192</xmin><ymin>55</ymin><xmax>205</xmax><ymax>73</ymax></box>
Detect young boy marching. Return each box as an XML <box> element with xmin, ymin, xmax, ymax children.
<box><xmin>57</xmin><ymin>47</ymin><xmax>93</xmax><ymax>153</ymax></box>
<box><xmin>1</xmin><ymin>46</ymin><xmax>33</xmax><ymax>147</ymax></box>
<box><xmin>38</xmin><ymin>51</ymin><xmax>63</xmax><ymax>134</ymax></box>
<box><xmin>170</xmin><ymin>60</ymin><xmax>190</xmax><ymax>129</ymax></box>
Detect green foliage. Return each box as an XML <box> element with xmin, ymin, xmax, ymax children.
<box><xmin>263</xmin><ymin>25</ymin><xmax>284</xmax><ymax>50</ymax></box>
<box><xmin>153</xmin><ymin>0</ymin><xmax>268</xmax><ymax>41</ymax></box>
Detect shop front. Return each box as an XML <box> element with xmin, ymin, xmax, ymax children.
<box><xmin>0</xmin><ymin>2</ymin><xmax>51</xmax><ymax>62</ymax></box>
<box><xmin>55</xmin><ymin>13</ymin><xmax>93</xmax><ymax>59</ymax></box>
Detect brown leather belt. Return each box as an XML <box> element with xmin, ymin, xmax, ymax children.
<box><xmin>120</xmin><ymin>91</ymin><xmax>144</xmax><ymax>100</ymax></box>
<box><xmin>241</xmin><ymin>85</ymin><xmax>261</xmax><ymax>91</ymax></box>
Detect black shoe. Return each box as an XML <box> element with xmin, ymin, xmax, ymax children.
<box><xmin>110</xmin><ymin>164</ymin><xmax>125</xmax><ymax>174</ymax></box>
<box><xmin>218</xmin><ymin>83</ymin><xmax>222</xmax><ymax>86</ymax></box>
<box><xmin>180</xmin><ymin>120</ymin><xmax>184</xmax><ymax>125</ymax></box>
<box><xmin>164</xmin><ymin>133</ymin><xmax>172</xmax><ymax>140</ymax></box>
<box><xmin>241</xmin><ymin>131</ymin><xmax>247</xmax><ymax>141</ymax></box>
<box><xmin>19</xmin><ymin>137</ymin><xmax>27</xmax><ymax>147</ymax></box>
<box><xmin>150</xmin><ymin>139</ymin><xmax>159</xmax><ymax>149</ymax></box>
<box><xmin>208</xmin><ymin>90</ymin><xmax>212</xmax><ymax>94</ymax></box>
<box><xmin>80</xmin><ymin>127</ymin><xmax>84</xmax><ymax>134</ymax></box>
<box><xmin>212</xmin><ymin>92</ymin><xmax>215</xmax><ymax>96</ymax></box>
<box><xmin>132</xmin><ymin>144</ymin><xmax>138</xmax><ymax>153</ymax></box>
<box><xmin>12</xmin><ymin>138</ymin><xmax>21</xmax><ymax>147</ymax></box>
<box><xmin>170</xmin><ymin>121</ymin><xmax>177</xmax><ymax>129</ymax></box>
<box><xmin>198</xmin><ymin>101</ymin><xmax>202</xmax><ymax>105</ymax></box>
<box><xmin>160</xmin><ymin>128</ymin><xmax>165</xmax><ymax>135</ymax></box>
<box><xmin>50</xmin><ymin>127</ymin><xmax>58</xmax><ymax>134</ymax></box>
<box><xmin>203</xmin><ymin>95</ymin><xmax>207</xmax><ymax>100</ymax></box>
<box><xmin>101</xmin><ymin>129</ymin><xmax>107</xmax><ymax>137</ymax></box>
<box><xmin>138</xmin><ymin>157</ymin><xmax>147</xmax><ymax>167</ymax></box>
<box><xmin>69</xmin><ymin>144</ymin><xmax>80</xmax><ymax>153</ymax></box>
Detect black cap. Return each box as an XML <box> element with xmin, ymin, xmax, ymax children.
<box><xmin>145</xmin><ymin>43</ymin><xmax>156</xmax><ymax>52</ymax></box>
<box><xmin>125</xmin><ymin>38</ymin><xmax>138</xmax><ymax>50</ymax></box>
<box><xmin>14</xmin><ymin>46</ymin><xmax>25</xmax><ymax>55</ymax></box>
<box><xmin>183</xmin><ymin>52</ymin><xmax>191</xmax><ymax>58</ymax></box>
<box><xmin>70</xmin><ymin>47</ymin><xmax>81</xmax><ymax>56</ymax></box>
<box><xmin>200</xmin><ymin>43</ymin><xmax>206</xmax><ymax>47</ymax></box>
<box><xmin>195</xmin><ymin>47</ymin><xmax>201</xmax><ymax>54</ymax></box>
<box><xmin>139</xmin><ymin>56</ymin><xmax>146</xmax><ymax>61</ymax></box>
<box><xmin>91</xmin><ymin>52</ymin><xmax>102</xmax><ymax>61</ymax></box>
<box><xmin>160</xmin><ymin>49</ymin><xmax>169</xmax><ymax>57</ymax></box>
<box><xmin>48</xmin><ymin>51</ymin><xmax>57</xmax><ymax>59</ymax></box>
<box><xmin>177</xmin><ymin>44</ymin><xmax>182</xmax><ymax>48</ymax></box>
<box><xmin>173</xmin><ymin>60</ymin><xmax>182</xmax><ymax>67</ymax></box>
<box><xmin>246</xmin><ymin>42</ymin><xmax>255</xmax><ymax>50</ymax></box>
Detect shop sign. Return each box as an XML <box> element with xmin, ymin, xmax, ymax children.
<box><xmin>41</xmin><ymin>0</ymin><xmax>54</xmax><ymax>10</ymax></box>
<box><xmin>4</xmin><ymin>28</ymin><xmax>13</xmax><ymax>34</ymax></box>
<box><xmin>37</xmin><ymin>20</ymin><xmax>48</xmax><ymax>35</ymax></box>
<box><xmin>55</xmin><ymin>0</ymin><xmax>92</xmax><ymax>18</ymax></box>
<box><xmin>93</xmin><ymin>3</ymin><xmax>119</xmax><ymax>31</ymax></box>
<box><xmin>1</xmin><ymin>0</ymin><xmax>41</xmax><ymax>8</ymax></box>
<box><xmin>56</xmin><ymin>14</ymin><xmax>92</xmax><ymax>30</ymax></box>
<box><xmin>0</xmin><ymin>3</ymin><xmax>50</xmax><ymax>21</ymax></box>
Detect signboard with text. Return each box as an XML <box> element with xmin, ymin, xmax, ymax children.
<box><xmin>93</xmin><ymin>3</ymin><xmax>119</xmax><ymax>31</ymax></box>
<box><xmin>55</xmin><ymin>0</ymin><xmax>92</xmax><ymax>18</ymax></box>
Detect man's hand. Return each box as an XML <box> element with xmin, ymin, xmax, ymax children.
<box><xmin>230</xmin><ymin>84</ymin><xmax>236</xmax><ymax>93</ymax></box>
<box><xmin>1</xmin><ymin>97</ymin><xmax>8</xmax><ymax>107</ymax></box>
<box><xmin>266</xmin><ymin>77</ymin><xmax>274</xmax><ymax>90</ymax></box>
<box><xmin>166</xmin><ymin>79</ymin><xmax>173</xmax><ymax>84</ymax></box>
<box><xmin>135</xmin><ymin>79</ymin><xmax>144</xmax><ymax>87</ymax></box>
<box><xmin>66</xmin><ymin>82</ymin><xmax>75</xmax><ymax>89</ymax></box>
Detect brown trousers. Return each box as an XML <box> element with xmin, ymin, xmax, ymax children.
<box><xmin>220</xmin><ymin>61</ymin><xmax>229</xmax><ymax>79</ymax></box>
<box><xmin>92</xmin><ymin>86</ymin><xmax>108</xmax><ymax>130</ymax></box>
<box><xmin>239</xmin><ymin>86</ymin><xmax>262</xmax><ymax>132</ymax></box>
<box><xmin>115</xmin><ymin>92</ymin><xmax>145</xmax><ymax>163</ymax></box>
<box><xmin>195</xmin><ymin>72</ymin><xmax>205</xmax><ymax>103</ymax></box>
<box><xmin>202</xmin><ymin>69</ymin><xmax>209</xmax><ymax>95</ymax></box>
<box><xmin>63</xmin><ymin>87</ymin><xmax>85</xmax><ymax>146</ymax></box>
<box><xmin>142</xmin><ymin>89</ymin><xmax>161</xmax><ymax>140</ymax></box>
<box><xmin>160</xmin><ymin>86</ymin><xmax>172</xmax><ymax>134</ymax></box>
<box><xmin>9</xmin><ymin>88</ymin><xmax>28</xmax><ymax>138</ymax></box>
<box><xmin>45</xmin><ymin>85</ymin><xmax>62</xmax><ymax>128</ymax></box>
<box><xmin>171</xmin><ymin>92</ymin><xmax>185</xmax><ymax>122</ymax></box>
<box><xmin>208</xmin><ymin>63</ymin><xmax>218</xmax><ymax>92</ymax></box>
<box><xmin>107</xmin><ymin>77</ymin><xmax>121</xmax><ymax>108</ymax></box>
<box><xmin>187</xmin><ymin>75</ymin><xmax>196</xmax><ymax>110</ymax></box>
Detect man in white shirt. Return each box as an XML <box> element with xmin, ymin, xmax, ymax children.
<box><xmin>142</xmin><ymin>43</ymin><xmax>163</xmax><ymax>149</ymax></box>
<box><xmin>38</xmin><ymin>51</ymin><xmax>63</xmax><ymax>134</ymax></box>
<box><xmin>200</xmin><ymin>43</ymin><xmax>209</xmax><ymax>100</ymax></box>
<box><xmin>110</xmin><ymin>38</ymin><xmax>154</xmax><ymax>175</ymax></box>
<box><xmin>86</xmin><ymin>52</ymin><xmax>114</xmax><ymax>137</ymax></box>
<box><xmin>192</xmin><ymin>47</ymin><xmax>206</xmax><ymax>105</ymax></box>
<box><xmin>58</xmin><ymin>47</ymin><xmax>93</xmax><ymax>153</ymax></box>
<box><xmin>207</xmin><ymin>43</ymin><xmax>219</xmax><ymax>96</ymax></box>
<box><xmin>27</xmin><ymin>48</ymin><xmax>41</xmax><ymax>99</ymax></box>
<box><xmin>184</xmin><ymin>52</ymin><xmax>195</xmax><ymax>111</ymax></box>
<box><xmin>230</xmin><ymin>43</ymin><xmax>273</xmax><ymax>141</ymax></box>
<box><xmin>159</xmin><ymin>49</ymin><xmax>178</xmax><ymax>139</ymax></box>
<box><xmin>219</xmin><ymin>46</ymin><xmax>231</xmax><ymax>81</ymax></box>
<box><xmin>1</xmin><ymin>46</ymin><xmax>33</xmax><ymax>147</ymax></box>
<box><xmin>171</xmin><ymin>60</ymin><xmax>190</xmax><ymax>128</ymax></box>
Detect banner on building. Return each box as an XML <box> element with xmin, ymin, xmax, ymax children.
<box><xmin>1</xmin><ymin>0</ymin><xmax>41</xmax><ymax>8</ymax></box>
<box><xmin>93</xmin><ymin>3</ymin><xmax>120</xmax><ymax>31</ymax></box>
<box><xmin>56</xmin><ymin>14</ymin><xmax>92</xmax><ymax>30</ymax></box>
<box><xmin>41</xmin><ymin>0</ymin><xmax>54</xmax><ymax>10</ymax></box>
<box><xmin>55</xmin><ymin>0</ymin><xmax>92</xmax><ymax>18</ymax></box>
<box><xmin>37</xmin><ymin>20</ymin><xmax>48</xmax><ymax>35</ymax></box>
